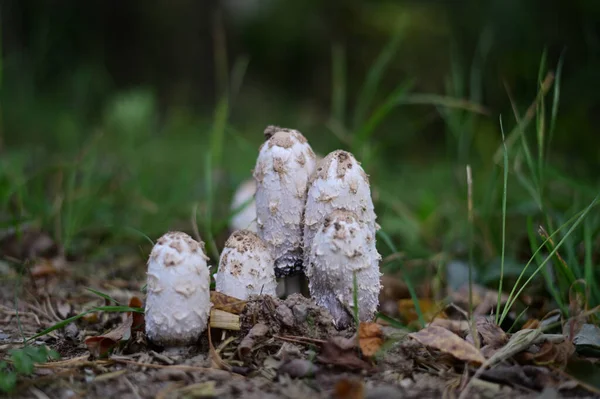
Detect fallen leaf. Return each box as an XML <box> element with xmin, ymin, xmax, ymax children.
<box><xmin>522</xmin><ymin>319</ymin><xmax>540</xmax><ymax>330</ymax></box>
<box><xmin>85</xmin><ymin>314</ymin><xmax>133</xmax><ymax>357</ymax></box>
<box><xmin>409</xmin><ymin>325</ymin><xmax>485</xmax><ymax>364</ymax></box>
<box><xmin>210</xmin><ymin>291</ymin><xmax>247</xmax><ymax>314</ymax></box>
<box><xmin>429</xmin><ymin>318</ymin><xmax>469</xmax><ymax>336</ymax></box>
<box><xmin>317</xmin><ymin>337</ymin><xmax>372</xmax><ymax>371</ymax></box>
<box><xmin>573</xmin><ymin>323</ymin><xmax>600</xmax><ymax>356</ymax></box>
<box><xmin>129</xmin><ymin>296</ymin><xmax>145</xmax><ymax>332</ymax></box>
<box><xmin>521</xmin><ymin>340</ymin><xmax>575</xmax><ymax>368</ymax></box>
<box><xmin>358</xmin><ymin>322</ymin><xmax>383</xmax><ymax>357</ymax></box>
<box><xmin>238</xmin><ymin>323</ymin><xmax>269</xmax><ymax>359</ymax></box>
<box><xmin>30</xmin><ymin>260</ymin><xmax>60</xmax><ymax>278</ymax></box>
<box><xmin>333</xmin><ymin>378</ymin><xmax>364</xmax><ymax>399</ymax></box>
<box><xmin>398</xmin><ymin>298</ymin><xmax>443</xmax><ymax>324</ymax></box>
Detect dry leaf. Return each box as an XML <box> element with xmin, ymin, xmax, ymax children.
<box><xmin>398</xmin><ymin>298</ymin><xmax>443</xmax><ymax>324</ymax></box>
<box><xmin>358</xmin><ymin>322</ymin><xmax>383</xmax><ymax>357</ymax></box>
<box><xmin>521</xmin><ymin>340</ymin><xmax>575</xmax><ymax>369</ymax></box>
<box><xmin>238</xmin><ymin>323</ymin><xmax>269</xmax><ymax>359</ymax></box>
<box><xmin>210</xmin><ymin>291</ymin><xmax>247</xmax><ymax>314</ymax></box>
<box><xmin>409</xmin><ymin>325</ymin><xmax>485</xmax><ymax>364</ymax></box>
<box><xmin>476</xmin><ymin>316</ymin><xmax>508</xmax><ymax>348</ymax></box>
<box><xmin>129</xmin><ymin>296</ymin><xmax>145</xmax><ymax>332</ymax></box>
<box><xmin>317</xmin><ymin>337</ymin><xmax>372</xmax><ymax>371</ymax></box>
<box><xmin>85</xmin><ymin>313</ymin><xmax>133</xmax><ymax>357</ymax></box>
<box><xmin>522</xmin><ymin>319</ymin><xmax>540</xmax><ymax>330</ymax></box>
<box><xmin>333</xmin><ymin>378</ymin><xmax>365</xmax><ymax>399</ymax></box>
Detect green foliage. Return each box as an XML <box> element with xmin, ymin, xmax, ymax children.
<box><xmin>0</xmin><ymin>345</ymin><xmax>60</xmax><ymax>393</ymax></box>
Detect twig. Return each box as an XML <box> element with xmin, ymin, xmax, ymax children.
<box><xmin>110</xmin><ymin>357</ymin><xmax>245</xmax><ymax>379</ymax></box>
<box><xmin>123</xmin><ymin>376</ymin><xmax>143</xmax><ymax>399</ymax></box>
<box><xmin>273</xmin><ymin>335</ymin><xmax>326</xmax><ymax>345</ymax></box>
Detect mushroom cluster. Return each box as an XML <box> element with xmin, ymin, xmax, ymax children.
<box><xmin>238</xmin><ymin>126</ymin><xmax>381</xmax><ymax>327</ymax></box>
<box><xmin>145</xmin><ymin>125</ymin><xmax>383</xmax><ymax>347</ymax></box>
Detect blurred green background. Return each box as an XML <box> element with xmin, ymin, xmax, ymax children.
<box><xmin>1</xmin><ymin>0</ymin><xmax>599</xmax><ymax>307</ymax></box>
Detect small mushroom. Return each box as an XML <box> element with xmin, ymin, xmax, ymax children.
<box><xmin>303</xmin><ymin>150</ymin><xmax>377</xmax><ymax>263</ymax></box>
<box><xmin>305</xmin><ymin>210</ymin><xmax>381</xmax><ymax>329</ymax></box>
<box><xmin>253</xmin><ymin>125</ymin><xmax>317</xmax><ymax>277</ymax></box>
<box><xmin>215</xmin><ymin>230</ymin><xmax>277</xmax><ymax>300</ymax></box>
<box><xmin>145</xmin><ymin>231</ymin><xmax>211</xmax><ymax>346</ymax></box>
<box><xmin>229</xmin><ymin>179</ymin><xmax>257</xmax><ymax>232</ymax></box>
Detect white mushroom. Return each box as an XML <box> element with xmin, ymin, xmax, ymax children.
<box><xmin>303</xmin><ymin>150</ymin><xmax>377</xmax><ymax>264</ymax></box>
<box><xmin>229</xmin><ymin>179</ymin><xmax>257</xmax><ymax>232</ymax></box>
<box><xmin>305</xmin><ymin>210</ymin><xmax>381</xmax><ymax>329</ymax></box>
<box><xmin>253</xmin><ymin>125</ymin><xmax>317</xmax><ymax>277</ymax></box>
<box><xmin>215</xmin><ymin>230</ymin><xmax>277</xmax><ymax>300</ymax></box>
<box><xmin>145</xmin><ymin>231</ymin><xmax>211</xmax><ymax>346</ymax></box>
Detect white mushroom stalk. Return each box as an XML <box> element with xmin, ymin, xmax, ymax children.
<box><xmin>215</xmin><ymin>229</ymin><xmax>277</xmax><ymax>300</ymax></box>
<box><xmin>253</xmin><ymin>125</ymin><xmax>317</xmax><ymax>277</ymax></box>
<box><xmin>229</xmin><ymin>179</ymin><xmax>257</xmax><ymax>232</ymax></box>
<box><xmin>305</xmin><ymin>210</ymin><xmax>381</xmax><ymax>329</ymax></box>
<box><xmin>145</xmin><ymin>232</ymin><xmax>211</xmax><ymax>346</ymax></box>
<box><xmin>303</xmin><ymin>150</ymin><xmax>377</xmax><ymax>263</ymax></box>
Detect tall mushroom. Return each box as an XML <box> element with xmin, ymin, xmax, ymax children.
<box><xmin>215</xmin><ymin>230</ymin><xmax>277</xmax><ymax>300</ymax></box>
<box><xmin>303</xmin><ymin>150</ymin><xmax>377</xmax><ymax>265</ymax></box>
<box><xmin>145</xmin><ymin>232</ymin><xmax>211</xmax><ymax>346</ymax></box>
<box><xmin>305</xmin><ymin>210</ymin><xmax>381</xmax><ymax>329</ymax></box>
<box><xmin>253</xmin><ymin>125</ymin><xmax>317</xmax><ymax>278</ymax></box>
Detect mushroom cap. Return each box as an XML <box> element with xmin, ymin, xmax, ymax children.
<box><xmin>215</xmin><ymin>230</ymin><xmax>277</xmax><ymax>300</ymax></box>
<box><xmin>304</xmin><ymin>150</ymin><xmax>377</xmax><ymax>265</ymax></box>
<box><xmin>305</xmin><ymin>210</ymin><xmax>381</xmax><ymax>329</ymax></box>
<box><xmin>145</xmin><ymin>231</ymin><xmax>211</xmax><ymax>346</ymax></box>
<box><xmin>253</xmin><ymin>126</ymin><xmax>317</xmax><ymax>277</ymax></box>
<box><xmin>230</xmin><ymin>179</ymin><xmax>257</xmax><ymax>232</ymax></box>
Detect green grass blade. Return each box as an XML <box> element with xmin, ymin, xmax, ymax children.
<box><xmin>353</xmin><ymin>29</ymin><xmax>404</xmax><ymax>130</ymax></box>
<box><xmin>547</xmin><ymin>50</ymin><xmax>565</xmax><ymax>161</ymax></box>
<box><xmin>331</xmin><ymin>43</ymin><xmax>347</xmax><ymax>125</ymax></box>
<box><xmin>495</xmin><ymin>116</ymin><xmax>508</xmax><ymax>324</ymax></box>
<box><xmin>500</xmin><ymin>195</ymin><xmax>599</xmax><ymax>324</ymax></box>
<box><xmin>85</xmin><ymin>287</ymin><xmax>122</xmax><ymax>305</ymax></box>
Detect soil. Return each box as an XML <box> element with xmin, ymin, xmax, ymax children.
<box><xmin>0</xmin><ymin>250</ymin><xmax>598</xmax><ymax>399</ymax></box>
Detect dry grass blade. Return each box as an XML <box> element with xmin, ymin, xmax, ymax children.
<box><xmin>459</xmin><ymin>328</ymin><xmax>542</xmax><ymax>399</ymax></box>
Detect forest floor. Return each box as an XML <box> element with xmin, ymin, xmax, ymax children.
<box><xmin>1</xmin><ymin>230</ymin><xmax>599</xmax><ymax>399</ymax></box>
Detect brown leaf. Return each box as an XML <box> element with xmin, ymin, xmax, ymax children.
<box><xmin>358</xmin><ymin>322</ymin><xmax>383</xmax><ymax>358</ymax></box>
<box><xmin>522</xmin><ymin>319</ymin><xmax>540</xmax><ymax>330</ymax></box>
<box><xmin>409</xmin><ymin>325</ymin><xmax>485</xmax><ymax>364</ymax></box>
<box><xmin>317</xmin><ymin>337</ymin><xmax>372</xmax><ymax>371</ymax></box>
<box><xmin>398</xmin><ymin>298</ymin><xmax>443</xmax><ymax>324</ymax></box>
<box><xmin>333</xmin><ymin>378</ymin><xmax>365</xmax><ymax>399</ymax></box>
<box><xmin>210</xmin><ymin>291</ymin><xmax>247</xmax><ymax>314</ymax></box>
<box><xmin>238</xmin><ymin>323</ymin><xmax>269</xmax><ymax>359</ymax></box>
<box><xmin>85</xmin><ymin>313</ymin><xmax>133</xmax><ymax>358</ymax></box>
<box><xmin>129</xmin><ymin>296</ymin><xmax>145</xmax><ymax>332</ymax></box>
<box><xmin>429</xmin><ymin>318</ymin><xmax>469</xmax><ymax>336</ymax></box>
<box><xmin>521</xmin><ymin>340</ymin><xmax>575</xmax><ymax>369</ymax></box>
<box><xmin>476</xmin><ymin>316</ymin><xmax>508</xmax><ymax>348</ymax></box>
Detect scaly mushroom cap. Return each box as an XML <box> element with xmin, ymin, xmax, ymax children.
<box><xmin>230</xmin><ymin>179</ymin><xmax>257</xmax><ymax>232</ymax></box>
<box><xmin>215</xmin><ymin>230</ymin><xmax>277</xmax><ymax>300</ymax></box>
<box><xmin>304</xmin><ymin>150</ymin><xmax>377</xmax><ymax>264</ymax></box>
<box><xmin>305</xmin><ymin>210</ymin><xmax>381</xmax><ymax>329</ymax></box>
<box><xmin>145</xmin><ymin>231</ymin><xmax>211</xmax><ymax>346</ymax></box>
<box><xmin>253</xmin><ymin>126</ymin><xmax>317</xmax><ymax>277</ymax></box>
